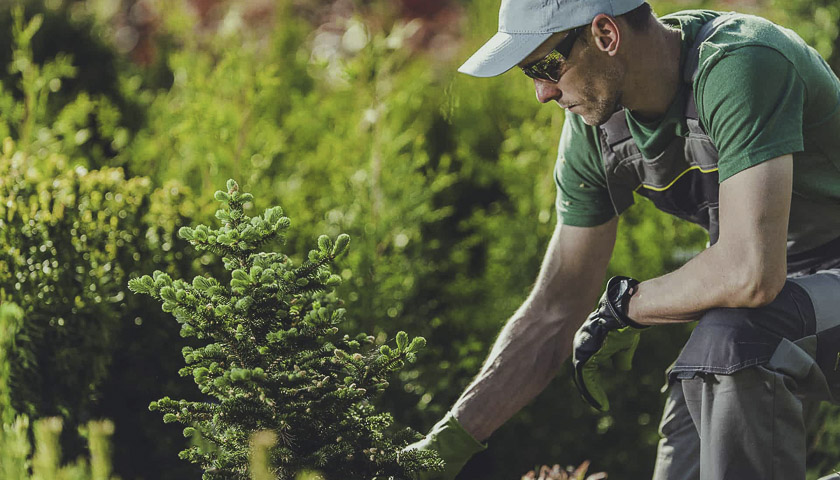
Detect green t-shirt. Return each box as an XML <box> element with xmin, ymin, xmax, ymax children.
<box><xmin>554</xmin><ymin>10</ymin><xmax>840</xmax><ymax>252</ymax></box>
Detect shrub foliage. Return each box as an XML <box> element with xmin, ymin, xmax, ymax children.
<box><xmin>129</xmin><ymin>180</ymin><xmax>440</xmax><ymax>479</ymax></box>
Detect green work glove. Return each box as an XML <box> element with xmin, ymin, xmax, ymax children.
<box><xmin>405</xmin><ymin>412</ymin><xmax>486</xmax><ymax>479</ymax></box>
<box><xmin>572</xmin><ymin>276</ymin><xmax>646</xmax><ymax>411</ymax></box>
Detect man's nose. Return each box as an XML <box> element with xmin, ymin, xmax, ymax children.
<box><xmin>534</xmin><ymin>79</ymin><xmax>562</xmax><ymax>104</ymax></box>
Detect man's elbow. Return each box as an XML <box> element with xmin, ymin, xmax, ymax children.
<box><xmin>738</xmin><ymin>266</ymin><xmax>786</xmax><ymax>308</ymax></box>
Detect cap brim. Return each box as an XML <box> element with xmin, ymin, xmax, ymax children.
<box><xmin>458</xmin><ymin>31</ymin><xmax>553</xmax><ymax>78</ymax></box>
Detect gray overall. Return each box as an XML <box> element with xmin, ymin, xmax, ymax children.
<box><xmin>596</xmin><ymin>15</ymin><xmax>840</xmax><ymax>480</ymax></box>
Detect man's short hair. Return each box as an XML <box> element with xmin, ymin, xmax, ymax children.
<box><xmin>621</xmin><ymin>2</ymin><xmax>654</xmax><ymax>31</ymax></box>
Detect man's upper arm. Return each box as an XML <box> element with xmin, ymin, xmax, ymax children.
<box><xmin>696</xmin><ymin>44</ymin><xmax>804</xmax><ymax>301</ymax></box>
<box><xmin>717</xmin><ymin>154</ymin><xmax>793</xmax><ymax>303</ymax></box>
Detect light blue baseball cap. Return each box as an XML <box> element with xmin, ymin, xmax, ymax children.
<box><xmin>458</xmin><ymin>0</ymin><xmax>645</xmax><ymax>77</ymax></box>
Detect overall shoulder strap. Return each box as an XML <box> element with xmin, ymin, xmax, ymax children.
<box><xmin>683</xmin><ymin>13</ymin><xmax>735</xmax><ymax>119</ymax></box>
<box><xmin>683</xmin><ymin>13</ymin><xmax>734</xmax><ymax>83</ymax></box>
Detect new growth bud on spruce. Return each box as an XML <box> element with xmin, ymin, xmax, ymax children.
<box><xmin>214</xmin><ymin>190</ymin><xmax>230</xmax><ymax>203</ymax></box>
<box><xmin>128</xmin><ymin>179</ymin><xmax>440</xmax><ymax>480</ymax></box>
<box><xmin>333</xmin><ymin>234</ymin><xmax>351</xmax><ymax>257</ymax></box>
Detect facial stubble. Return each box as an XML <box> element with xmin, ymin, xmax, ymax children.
<box><xmin>578</xmin><ymin>63</ymin><xmax>624</xmax><ymax>126</ymax></box>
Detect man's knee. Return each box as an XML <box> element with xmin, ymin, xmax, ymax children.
<box><xmin>697</xmin><ymin>283</ymin><xmax>811</xmax><ymax>339</ymax></box>
<box><xmin>671</xmin><ymin>283</ymin><xmax>815</xmax><ymax>380</ymax></box>
<box><xmin>669</xmin><ymin>307</ymin><xmax>781</xmax><ymax>380</ymax></box>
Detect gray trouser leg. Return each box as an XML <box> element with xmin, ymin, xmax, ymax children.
<box><xmin>652</xmin><ymin>386</ymin><xmax>700</xmax><ymax>480</ymax></box>
<box><xmin>681</xmin><ymin>367</ymin><xmax>809</xmax><ymax>480</ymax></box>
<box><xmin>652</xmin><ymin>270</ymin><xmax>840</xmax><ymax>480</ymax></box>
<box><xmin>653</xmin><ymin>370</ymin><xmax>824</xmax><ymax>480</ymax></box>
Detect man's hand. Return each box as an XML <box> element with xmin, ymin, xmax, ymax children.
<box><xmin>572</xmin><ymin>276</ymin><xmax>646</xmax><ymax>411</ymax></box>
<box><xmin>404</xmin><ymin>412</ymin><xmax>486</xmax><ymax>479</ymax></box>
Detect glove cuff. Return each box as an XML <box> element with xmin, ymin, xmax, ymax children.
<box><xmin>606</xmin><ymin>276</ymin><xmax>647</xmax><ymax>329</ymax></box>
<box><xmin>425</xmin><ymin>412</ymin><xmax>487</xmax><ymax>475</ymax></box>
<box><xmin>428</xmin><ymin>411</ymin><xmax>486</xmax><ymax>454</ymax></box>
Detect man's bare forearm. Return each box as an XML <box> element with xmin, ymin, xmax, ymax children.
<box><xmin>451</xmin><ymin>301</ymin><xmax>577</xmax><ymax>441</ymax></box>
<box><xmin>451</xmin><ymin>218</ymin><xmax>618</xmax><ymax>441</ymax></box>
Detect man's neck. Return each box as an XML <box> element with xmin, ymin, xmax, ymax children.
<box><xmin>620</xmin><ymin>23</ymin><xmax>684</xmax><ymax>121</ymax></box>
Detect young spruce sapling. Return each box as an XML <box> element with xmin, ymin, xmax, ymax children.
<box><xmin>129</xmin><ymin>180</ymin><xmax>441</xmax><ymax>479</ymax></box>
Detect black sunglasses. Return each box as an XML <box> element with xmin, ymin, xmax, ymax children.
<box><xmin>519</xmin><ymin>27</ymin><xmax>584</xmax><ymax>83</ymax></box>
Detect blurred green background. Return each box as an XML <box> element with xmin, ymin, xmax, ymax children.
<box><xmin>1</xmin><ymin>0</ymin><xmax>839</xmax><ymax>478</ymax></box>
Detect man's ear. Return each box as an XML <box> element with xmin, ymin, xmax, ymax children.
<box><xmin>589</xmin><ymin>14</ymin><xmax>621</xmax><ymax>56</ymax></box>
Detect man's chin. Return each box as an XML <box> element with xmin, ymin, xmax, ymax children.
<box><xmin>579</xmin><ymin>112</ymin><xmax>609</xmax><ymax>127</ymax></box>
<box><xmin>577</xmin><ymin>105</ymin><xmax>622</xmax><ymax>126</ymax></box>
<box><xmin>579</xmin><ymin>114</ymin><xmax>598</xmax><ymax>126</ymax></box>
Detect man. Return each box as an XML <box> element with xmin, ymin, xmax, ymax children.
<box><xmin>407</xmin><ymin>0</ymin><xmax>840</xmax><ymax>479</ymax></box>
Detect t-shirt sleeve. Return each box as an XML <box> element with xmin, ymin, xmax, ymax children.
<box><xmin>554</xmin><ymin>114</ymin><xmax>616</xmax><ymax>226</ymax></box>
<box><xmin>697</xmin><ymin>45</ymin><xmax>805</xmax><ymax>182</ymax></box>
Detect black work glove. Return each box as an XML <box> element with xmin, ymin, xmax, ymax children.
<box><xmin>572</xmin><ymin>276</ymin><xmax>646</xmax><ymax>411</ymax></box>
